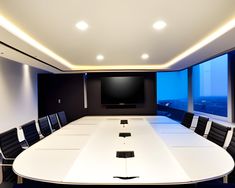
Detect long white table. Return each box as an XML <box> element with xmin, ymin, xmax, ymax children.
<box><xmin>13</xmin><ymin>116</ymin><xmax>234</xmax><ymax>185</ymax></box>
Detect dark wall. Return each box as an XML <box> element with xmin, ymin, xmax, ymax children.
<box><xmin>38</xmin><ymin>74</ymin><xmax>85</xmax><ymax>122</ymax></box>
<box><xmin>86</xmin><ymin>72</ymin><xmax>156</xmax><ymax>115</ymax></box>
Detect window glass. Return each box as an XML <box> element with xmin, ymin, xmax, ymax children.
<box><xmin>193</xmin><ymin>54</ymin><xmax>228</xmax><ymax>117</ymax></box>
<box><xmin>157</xmin><ymin>69</ymin><xmax>188</xmax><ymax>110</ymax></box>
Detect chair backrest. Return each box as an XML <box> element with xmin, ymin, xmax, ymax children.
<box><xmin>227</xmin><ymin>130</ymin><xmax>235</xmax><ymax>179</ymax></box>
<box><xmin>21</xmin><ymin>120</ymin><xmax>40</xmax><ymax>146</ymax></box>
<box><xmin>49</xmin><ymin>114</ymin><xmax>60</xmax><ymax>131</ymax></box>
<box><xmin>194</xmin><ymin>116</ymin><xmax>209</xmax><ymax>136</ymax></box>
<box><xmin>207</xmin><ymin>122</ymin><xmax>231</xmax><ymax>147</ymax></box>
<box><xmin>0</xmin><ymin>128</ymin><xmax>23</xmax><ymax>159</ymax></box>
<box><xmin>57</xmin><ymin>111</ymin><xmax>68</xmax><ymax>127</ymax></box>
<box><xmin>38</xmin><ymin>116</ymin><xmax>52</xmax><ymax>137</ymax></box>
<box><xmin>227</xmin><ymin>130</ymin><xmax>235</xmax><ymax>159</ymax></box>
<box><xmin>181</xmin><ymin>112</ymin><xmax>194</xmax><ymax>128</ymax></box>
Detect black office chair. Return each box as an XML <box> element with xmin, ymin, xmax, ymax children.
<box><xmin>0</xmin><ymin>128</ymin><xmax>24</xmax><ymax>182</ymax></box>
<box><xmin>226</xmin><ymin>130</ymin><xmax>235</xmax><ymax>183</ymax></box>
<box><xmin>207</xmin><ymin>122</ymin><xmax>231</xmax><ymax>147</ymax></box>
<box><xmin>38</xmin><ymin>116</ymin><xmax>52</xmax><ymax>137</ymax></box>
<box><xmin>48</xmin><ymin>114</ymin><xmax>60</xmax><ymax>131</ymax></box>
<box><xmin>57</xmin><ymin>111</ymin><xmax>68</xmax><ymax>127</ymax></box>
<box><xmin>197</xmin><ymin>182</ymin><xmax>235</xmax><ymax>188</ymax></box>
<box><xmin>181</xmin><ymin>112</ymin><xmax>194</xmax><ymax>128</ymax></box>
<box><xmin>21</xmin><ymin>120</ymin><xmax>40</xmax><ymax>146</ymax></box>
<box><xmin>194</xmin><ymin>116</ymin><xmax>209</xmax><ymax>136</ymax></box>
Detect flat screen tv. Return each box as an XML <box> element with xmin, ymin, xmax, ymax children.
<box><xmin>101</xmin><ymin>76</ymin><xmax>144</xmax><ymax>105</ymax></box>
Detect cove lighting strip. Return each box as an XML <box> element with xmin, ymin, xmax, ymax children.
<box><xmin>164</xmin><ymin>18</ymin><xmax>235</xmax><ymax>68</ymax></box>
<box><xmin>0</xmin><ymin>15</ymin><xmax>74</xmax><ymax>69</ymax></box>
<box><xmin>1</xmin><ymin>15</ymin><xmax>235</xmax><ymax>71</ymax></box>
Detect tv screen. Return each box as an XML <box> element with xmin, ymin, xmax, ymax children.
<box><xmin>101</xmin><ymin>76</ymin><xmax>144</xmax><ymax>105</ymax></box>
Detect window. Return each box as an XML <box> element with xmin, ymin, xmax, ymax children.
<box><xmin>193</xmin><ymin>54</ymin><xmax>228</xmax><ymax>117</ymax></box>
<box><xmin>157</xmin><ymin>69</ymin><xmax>188</xmax><ymax>110</ymax></box>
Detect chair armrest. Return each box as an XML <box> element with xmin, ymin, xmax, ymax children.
<box><xmin>39</xmin><ymin>134</ymin><xmax>44</xmax><ymax>139</ymax></box>
<box><xmin>0</xmin><ymin>163</ymin><xmax>13</xmax><ymax>167</ymax></box>
<box><xmin>0</xmin><ymin>158</ymin><xmax>14</xmax><ymax>166</ymax></box>
<box><xmin>190</xmin><ymin>127</ymin><xmax>196</xmax><ymax>131</ymax></box>
<box><xmin>166</xmin><ymin>113</ymin><xmax>171</xmax><ymax>117</ymax></box>
<box><xmin>2</xmin><ymin>157</ymin><xmax>15</xmax><ymax>161</ymax></box>
<box><xmin>20</xmin><ymin>140</ymin><xmax>29</xmax><ymax>148</ymax></box>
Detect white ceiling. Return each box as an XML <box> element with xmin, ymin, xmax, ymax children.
<box><xmin>0</xmin><ymin>0</ymin><xmax>235</xmax><ymax>72</ymax></box>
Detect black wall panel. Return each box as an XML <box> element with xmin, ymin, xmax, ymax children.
<box><xmin>38</xmin><ymin>72</ymin><xmax>156</xmax><ymax>120</ymax></box>
<box><xmin>86</xmin><ymin>72</ymin><xmax>156</xmax><ymax>115</ymax></box>
<box><xmin>38</xmin><ymin>74</ymin><xmax>85</xmax><ymax>122</ymax></box>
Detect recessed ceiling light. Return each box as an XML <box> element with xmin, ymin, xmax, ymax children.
<box><xmin>96</xmin><ymin>54</ymin><xmax>104</xmax><ymax>61</ymax></box>
<box><xmin>141</xmin><ymin>53</ymin><xmax>149</xmax><ymax>60</ymax></box>
<box><xmin>153</xmin><ymin>20</ymin><xmax>167</xmax><ymax>30</ymax></box>
<box><xmin>75</xmin><ymin>21</ymin><xmax>89</xmax><ymax>31</ymax></box>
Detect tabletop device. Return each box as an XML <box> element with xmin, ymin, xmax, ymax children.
<box><xmin>119</xmin><ymin>132</ymin><xmax>131</xmax><ymax>138</ymax></box>
<box><xmin>120</xmin><ymin>120</ymin><xmax>128</xmax><ymax>124</ymax></box>
<box><xmin>116</xmin><ymin>151</ymin><xmax>135</xmax><ymax>158</ymax></box>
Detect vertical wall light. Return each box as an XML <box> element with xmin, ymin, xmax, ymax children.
<box><xmin>23</xmin><ymin>64</ymin><xmax>31</xmax><ymax>92</ymax></box>
<box><xmin>83</xmin><ymin>73</ymin><xmax>88</xmax><ymax>109</ymax></box>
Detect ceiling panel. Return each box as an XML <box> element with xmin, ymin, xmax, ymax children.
<box><xmin>0</xmin><ymin>0</ymin><xmax>235</xmax><ymax>72</ymax></box>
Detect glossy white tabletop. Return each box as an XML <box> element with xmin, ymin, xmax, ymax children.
<box><xmin>13</xmin><ymin>116</ymin><xmax>234</xmax><ymax>185</ymax></box>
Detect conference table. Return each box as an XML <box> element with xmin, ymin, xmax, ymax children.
<box><xmin>13</xmin><ymin>116</ymin><xmax>234</xmax><ymax>185</ymax></box>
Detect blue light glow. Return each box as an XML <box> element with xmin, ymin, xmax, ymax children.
<box><xmin>157</xmin><ymin>69</ymin><xmax>188</xmax><ymax>110</ymax></box>
<box><xmin>156</xmin><ymin>54</ymin><xmax>228</xmax><ymax>117</ymax></box>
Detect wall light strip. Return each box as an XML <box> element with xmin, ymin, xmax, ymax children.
<box><xmin>0</xmin><ymin>15</ymin><xmax>74</xmax><ymax>69</ymax></box>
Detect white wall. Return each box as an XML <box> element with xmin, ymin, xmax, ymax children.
<box><xmin>0</xmin><ymin>56</ymin><xmax>46</xmax><ymax>136</ymax></box>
